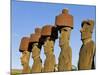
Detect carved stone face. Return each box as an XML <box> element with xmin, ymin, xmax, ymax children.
<box><xmin>59</xmin><ymin>27</ymin><xmax>71</xmax><ymax>47</ymax></box>
<box><xmin>20</xmin><ymin>51</ymin><xmax>30</xmax><ymax>65</ymax></box>
<box><xmin>32</xmin><ymin>43</ymin><xmax>40</xmax><ymax>59</ymax></box>
<box><xmin>43</xmin><ymin>37</ymin><xmax>54</xmax><ymax>54</ymax></box>
<box><xmin>80</xmin><ymin>24</ymin><xmax>92</xmax><ymax>40</ymax></box>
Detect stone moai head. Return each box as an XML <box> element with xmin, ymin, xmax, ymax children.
<box><xmin>41</xmin><ymin>25</ymin><xmax>58</xmax><ymax>54</ymax></box>
<box><xmin>55</xmin><ymin>9</ymin><xmax>74</xmax><ymax>46</ymax></box>
<box><xmin>20</xmin><ymin>50</ymin><xmax>30</xmax><ymax>65</ymax></box>
<box><xmin>80</xmin><ymin>20</ymin><xmax>94</xmax><ymax>40</ymax></box>
<box><xmin>19</xmin><ymin>37</ymin><xmax>30</xmax><ymax>65</ymax></box>
<box><xmin>59</xmin><ymin>27</ymin><xmax>72</xmax><ymax>46</ymax></box>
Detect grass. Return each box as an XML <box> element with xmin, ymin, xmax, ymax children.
<box><xmin>11</xmin><ymin>69</ymin><xmax>22</xmax><ymax>75</ymax></box>
<box><xmin>11</xmin><ymin>65</ymin><xmax>77</xmax><ymax>75</ymax></box>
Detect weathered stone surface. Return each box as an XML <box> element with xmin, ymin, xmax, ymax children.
<box><xmin>30</xmin><ymin>33</ymin><xmax>41</xmax><ymax>43</ymax></box>
<box><xmin>19</xmin><ymin>37</ymin><xmax>30</xmax><ymax>52</ymax></box>
<box><xmin>78</xmin><ymin>20</ymin><xmax>95</xmax><ymax>70</ymax></box>
<box><xmin>44</xmin><ymin>54</ymin><xmax>56</xmax><ymax>72</ymax></box>
<box><xmin>41</xmin><ymin>25</ymin><xmax>52</xmax><ymax>36</ymax></box>
<box><xmin>55</xmin><ymin>9</ymin><xmax>73</xmax><ymax>28</ymax></box>
<box><xmin>20</xmin><ymin>51</ymin><xmax>31</xmax><ymax>74</ymax></box>
<box><xmin>58</xmin><ymin>27</ymin><xmax>72</xmax><ymax>71</ymax></box>
<box><xmin>41</xmin><ymin>25</ymin><xmax>58</xmax><ymax>39</ymax></box>
<box><xmin>78</xmin><ymin>40</ymin><xmax>95</xmax><ymax>70</ymax></box>
<box><xmin>31</xmin><ymin>43</ymin><xmax>42</xmax><ymax>73</ymax></box>
<box><xmin>43</xmin><ymin>38</ymin><xmax>56</xmax><ymax>72</ymax></box>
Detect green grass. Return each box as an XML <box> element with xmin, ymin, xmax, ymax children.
<box><xmin>11</xmin><ymin>65</ymin><xmax>77</xmax><ymax>75</ymax></box>
<box><xmin>11</xmin><ymin>69</ymin><xmax>22</xmax><ymax>75</ymax></box>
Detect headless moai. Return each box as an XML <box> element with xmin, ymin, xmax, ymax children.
<box><xmin>19</xmin><ymin>37</ymin><xmax>31</xmax><ymax>74</ymax></box>
<box><xmin>41</xmin><ymin>25</ymin><xmax>58</xmax><ymax>72</ymax></box>
<box><xmin>78</xmin><ymin>20</ymin><xmax>96</xmax><ymax>70</ymax></box>
<box><xmin>55</xmin><ymin>9</ymin><xmax>74</xmax><ymax>71</ymax></box>
<box><xmin>29</xmin><ymin>28</ymin><xmax>42</xmax><ymax>73</ymax></box>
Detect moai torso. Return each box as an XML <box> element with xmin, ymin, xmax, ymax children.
<box><xmin>41</xmin><ymin>25</ymin><xmax>57</xmax><ymax>72</ymax></box>
<box><xmin>78</xmin><ymin>40</ymin><xmax>95</xmax><ymax>70</ymax></box>
<box><xmin>20</xmin><ymin>51</ymin><xmax>31</xmax><ymax>74</ymax></box>
<box><xmin>43</xmin><ymin>39</ymin><xmax>56</xmax><ymax>72</ymax></box>
<box><xmin>31</xmin><ymin>43</ymin><xmax>42</xmax><ymax>73</ymax></box>
<box><xmin>58</xmin><ymin>27</ymin><xmax>72</xmax><ymax>71</ymax></box>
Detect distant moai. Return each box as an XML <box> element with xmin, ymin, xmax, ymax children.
<box><xmin>19</xmin><ymin>37</ymin><xmax>31</xmax><ymax>74</ymax></box>
<box><xmin>29</xmin><ymin>28</ymin><xmax>42</xmax><ymax>73</ymax></box>
<box><xmin>55</xmin><ymin>9</ymin><xmax>74</xmax><ymax>71</ymax></box>
<box><xmin>41</xmin><ymin>25</ymin><xmax>58</xmax><ymax>72</ymax></box>
<box><xmin>78</xmin><ymin>20</ymin><xmax>96</xmax><ymax>70</ymax></box>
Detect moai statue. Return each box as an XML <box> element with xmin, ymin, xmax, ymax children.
<box><xmin>29</xmin><ymin>28</ymin><xmax>42</xmax><ymax>73</ymax></box>
<box><xmin>55</xmin><ymin>9</ymin><xmax>74</xmax><ymax>71</ymax></box>
<box><xmin>19</xmin><ymin>37</ymin><xmax>31</xmax><ymax>74</ymax></box>
<box><xmin>78</xmin><ymin>20</ymin><xmax>96</xmax><ymax>70</ymax></box>
<box><xmin>41</xmin><ymin>25</ymin><xmax>58</xmax><ymax>72</ymax></box>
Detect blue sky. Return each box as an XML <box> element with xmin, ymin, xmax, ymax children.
<box><xmin>11</xmin><ymin>0</ymin><xmax>96</xmax><ymax>69</ymax></box>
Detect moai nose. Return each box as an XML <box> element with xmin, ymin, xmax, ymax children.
<box><xmin>80</xmin><ymin>29</ymin><xmax>83</xmax><ymax>32</ymax></box>
<box><xmin>20</xmin><ymin>56</ymin><xmax>22</xmax><ymax>60</ymax></box>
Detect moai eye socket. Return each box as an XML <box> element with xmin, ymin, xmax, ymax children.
<box><xmin>81</xmin><ymin>20</ymin><xmax>92</xmax><ymax>32</ymax></box>
<box><xmin>63</xmin><ymin>29</ymin><xmax>68</xmax><ymax>31</ymax></box>
<box><xmin>82</xmin><ymin>25</ymin><xmax>90</xmax><ymax>32</ymax></box>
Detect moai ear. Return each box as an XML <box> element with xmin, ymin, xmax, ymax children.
<box><xmin>19</xmin><ymin>37</ymin><xmax>30</xmax><ymax>52</ymax></box>
<box><xmin>55</xmin><ymin>9</ymin><xmax>73</xmax><ymax>29</ymax></box>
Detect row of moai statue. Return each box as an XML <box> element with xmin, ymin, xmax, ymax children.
<box><xmin>19</xmin><ymin>9</ymin><xmax>96</xmax><ymax>74</ymax></box>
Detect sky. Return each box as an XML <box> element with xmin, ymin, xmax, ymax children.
<box><xmin>11</xmin><ymin>0</ymin><xmax>96</xmax><ymax>69</ymax></box>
